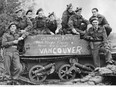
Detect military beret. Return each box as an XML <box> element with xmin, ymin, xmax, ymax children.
<box><xmin>8</xmin><ymin>22</ymin><xmax>18</xmax><ymax>29</ymax></box>
<box><xmin>36</xmin><ymin>8</ymin><xmax>43</xmax><ymax>15</ymax></box>
<box><xmin>67</xmin><ymin>3</ymin><xmax>72</xmax><ymax>10</ymax></box>
<box><xmin>48</xmin><ymin>12</ymin><xmax>54</xmax><ymax>17</ymax></box>
<box><xmin>15</xmin><ymin>8</ymin><xmax>23</xmax><ymax>13</ymax></box>
<box><xmin>75</xmin><ymin>7</ymin><xmax>82</xmax><ymax>12</ymax></box>
<box><xmin>26</xmin><ymin>9</ymin><xmax>32</xmax><ymax>15</ymax></box>
<box><xmin>91</xmin><ymin>18</ymin><xmax>98</xmax><ymax>23</ymax></box>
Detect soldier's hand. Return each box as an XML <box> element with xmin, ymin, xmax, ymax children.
<box><xmin>50</xmin><ymin>32</ymin><xmax>55</xmax><ymax>35</ymax></box>
<box><xmin>72</xmin><ymin>28</ymin><xmax>79</xmax><ymax>35</ymax></box>
<box><xmin>55</xmin><ymin>29</ymin><xmax>59</xmax><ymax>34</ymax></box>
<box><xmin>20</xmin><ymin>30</ymin><xmax>26</xmax><ymax>33</ymax></box>
<box><xmin>13</xmin><ymin>40</ymin><xmax>19</xmax><ymax>44</ymax></box>
<box><xmin>89</xmin><ymin>37</ymin><xmax>94</xmax><ymax>40</ymax></box>
<box><xmin>18</xmin><ymin>37</ymin><xmax>24</xmax><ymax>41</ymax></box>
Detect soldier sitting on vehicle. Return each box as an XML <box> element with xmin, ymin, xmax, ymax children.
<box><xmin>33</xmin><ymin>8</ymin><xmax>53</xmax><ymax>35</ymax></box>
<box><xmin>14</xmin><ymin>8</ymin><xmax>32</xmax><ymax>53</ymax></box>
<box><xmin>61</xmin><ymin>3</ymin><xmax>75</xmax><ymax>34</ymax></box>
<box><xmin>46</xmin><ymin>12</ymin><xmax>62</xmax><ymax>34</ymax></box>
<box><xmin>68</xmin><ymin>7</ymin><xmax>92</xmax><ymax>36</ymax></box>
<box><xmin>84</xmin><ymin>18</ymin><xmax>114</xmax><ymax>68</ymax></box>
<box><xmin>2</xmin><ymin>22</ymin><xmax>24</xmax><ymax>80</ymax></box>
<box><xmin>26</xmin><ymin>9</ymin><xmax>35</xmax><ymax>34</ymax></box>
<box><xmin>89</xmin><ymin>8</ymin><xmax>112</xmax><ymax>36</ymax></box>
<box><xmin>26</xmin><ymin>9</ymin><xmax>35</xmax><ymax>26</ymax></box>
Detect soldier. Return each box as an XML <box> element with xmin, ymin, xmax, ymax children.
<box><xmin>68</xmin><ymin>7</ymin><xmax>91</xmax><ymax>35</ymax></box>
<box><xmin>61</xmin><ymin>3</ymin><xmax>75</xmax><ymax>34</ymax></box>
<box><xmin>26</xmin><ymin>9</ymin><xmax>35</xmax><ymax>34</ymax></box>
<box><xmin>26</xmin><ymin>9</ymin><xmax>35</xmax><ymax>25</ymax></box>
<box><xmin>47</xmin><ymin>12</ymin><xmax>62</xmax><ymax>34</ymax></box>
<box><xmin>34</xmin><ymin>8</ymin><xmax>52</xmax><ymax>35</ymax></box>
<box><xmin>89</xmin><ymin>8</ymin><xmax>112</xmax><ymax>36</ymax></box>
<box><xmin>14</xmin><ymin>8</ymin><xmax>32</xmax><ymax>33</ymax></box>
<box><xmin>14</xmin><ymin>8</ymin><xmax>32</xmax><ymax>53</ymax></box>
<box><xmin>84</xmin><ymin>18</ymin><xmax>113</xmax><ymax>68</ymax></box>
<box><xmin>2</xmin><ymin>23</ymin><xmax>24</xmax><ymax>79</ymax></box>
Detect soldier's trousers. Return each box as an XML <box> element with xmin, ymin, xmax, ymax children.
<box><xmin>91</xmin><ymin>43</ymin><xmax>112</xmax><ymax>67</ymax></box>
<box><xmin>3</xmin><ymin>47</ymin><xmax>22</xmax><ymax>79</ymax></box>
<box><xmin>104</xmin><ymin>26</ymin><xmax>112</xmax><ymax>36</ymax></box>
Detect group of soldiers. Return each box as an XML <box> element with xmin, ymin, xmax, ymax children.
<box><xmin>0</xmin><ymin>3</ymin><xmax>114</xmax><ymax>81</ymax></box>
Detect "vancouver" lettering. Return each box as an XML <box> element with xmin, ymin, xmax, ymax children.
<box><xmin>39</xmin><ymin>46</ymin><xmax>82</xmax><ymax>54</ymax></box>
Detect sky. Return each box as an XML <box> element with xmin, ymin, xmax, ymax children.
<box><xmin>23</xmin><ymin>0</ymin><xmax>116</xmax><ymax>32</ymax></box>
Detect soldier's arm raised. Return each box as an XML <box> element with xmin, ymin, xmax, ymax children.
<box><xmin>68</xmin><ymin>16</ymin><xmax>79</xmax><ymax>34</ymax></box>
<box><xmin>55</xmin><ymin>19</ymin><xmax>62</xmax><ymax>34</ymax></box>
<box><xmin>62</xmin><ymin>12</ymin><xmax>68</xmax><ymax>28</ymax></box>
<box><xmin>24</xmin><ymin>17</ymin><xmax>33</xmax><ymax>32</ymax></box>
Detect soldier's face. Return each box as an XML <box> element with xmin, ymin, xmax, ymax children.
<box><xmin>50</xmin><ymin>15</ymin><xmax>55</xmax><ymax>21</ymax></box>
<box><xmin>76</xmin><ymin>10</ymin><xmax>82</xmax><ymax>15</ymax></box>
<box><xmin>92</xmin><ymin>10</ymin><xmax>98</xmax><ymax>16</ymax></box>
<box><xmin>92</xmin><ymin>20</ymin><xmax>99</xmax><ymax>27</ymax></box>
<box><xmin>68</xmin><ymin>7</ymin><xmax>73</xmax><ymax>13</ymax></box>
<box><xmin>38</xmin><ymin>11</ymin><xmax>44</xmax><ymax>17</ymax></box>
<box><xmin>27</xmin><ymin>12</ymin><xmax>33</xmax><ymax>18</ymax></box>
<box><xmin>17</xmin><ymin>11</ymin><xmax>23</xmax><ymax>17</ymax></box>
<box><xmin>10</xmin><ymin>25</ymin><xmax>17</xmax><ymax>33</ymax></box>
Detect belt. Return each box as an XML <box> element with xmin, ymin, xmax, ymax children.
<box><xmin>11</xmin><ymin>46</ymin><xmax>17</xmax><ymax>48</ymax></box>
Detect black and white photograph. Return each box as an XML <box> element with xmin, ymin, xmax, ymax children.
<box><xmin>0</xmin><ymin>0</ymin><xmax>116</xmax><ymax>85</ymax></box>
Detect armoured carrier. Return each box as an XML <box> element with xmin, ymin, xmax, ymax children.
<box><xmin>14</xmin><ymin>33</ymin><xmax>116</xmax><ymax>83</ymax></box>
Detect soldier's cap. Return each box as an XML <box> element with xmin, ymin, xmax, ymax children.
<box><xmin>48</xmin><ymin>12</ymin><xmax>54</xmax><ymax>17</ymax></box>
<box><xmin>91</xmin><ymin>18</ymin><xmax>98</xmax><ymax>23</ymax></box>
<box><xmin>8</xmin><ymin>22</ymin><xmax>18</xmax><ymax>29</ymax></box>
<box><xmin>75</xmin><ymin>7</ymin><xmax>82</xmax><ymax>12</ymax></box>
<box><xmin>67</xmin><ymin>3</ymin><xmax>73</xmax><ymax>10</ymax></box>
<box><xmin>15</xmin><ymin>8</ymin><xmax>23</xmax><ymax>13</ymax></box>
<box><xmin>36</xmin><ymin>8</ymin><xmax>43</xmax><ymax>15</ymax></box>
<box><xmin>26</xmin><ymin>9</ymin><xmax>33</xmax><ymax>15</ymax></box>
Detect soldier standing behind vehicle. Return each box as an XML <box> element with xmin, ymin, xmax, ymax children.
<box><xmin>2</xmin><ymin>23</ymin><xmax>24</xmax><ymax>80</ymax></box>
<box><xmin>89</xmin><ymin>8</ymin><xmax>112</xmax><ymax>36</ymax></box>
<box><xmin>46</xmin><ymin>12</ymin><xmax>62</xmax><ymax>34</ymax></box>
<box><xmin>61</xmin><ymin>3</ymin><xmax>75</xmax><ymax>34</ymax></box>
<box><xmin>34</xmin><ymin>8</ymin><xmax>53</xmax><ymax>35</ymax></box>
<box><xmin>84</xmin><ymin>18</ymin><xmax>114</xmax><ymax>68</ymax></box>
<box><xmin>13</xmin><ymin>8</ymin><xmax>32</xmax><ymax>53</ymax></box>
<box><xmin>68</xmin><ymin>7</ymin><xmax>92</xmax><ymax>35</ymax></box>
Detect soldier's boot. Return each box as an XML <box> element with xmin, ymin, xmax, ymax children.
<box><xmin>80</xmin><ymin>72</ymin><xmax>95</xmax><ymax>82</ymax></box>
<box><xmin>89</xmin><ymin>76</ymin><xmax>103</xmax><ymax>85</ymax></box>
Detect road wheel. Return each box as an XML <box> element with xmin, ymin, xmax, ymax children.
<box><xmin>58</xmin><ymin>64</ymin><xmax>76</xmax><ymax>81</ymax></box>
<box><xmin>29</xmin><ymin>65</ymin><xmax>47</xmax><ymax>84</ymax></box>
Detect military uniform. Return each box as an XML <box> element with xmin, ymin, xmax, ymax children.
<box><xmin>89</xmin><ymin>14</ymin><xmax>112</xmax><ymax>36</ymax></box>
<box><xmin>68</xmin><ymin>14</ymin><xmax>89</xmax><ymax>34</ymax></box>
<box><xmin>14</xmin><ymin>16</ymin><xmax>32</xmax><ymax>53</ymax></box>
<box><xmin>2</xmin><ymin>31</ymin><xmax>22</xmax><ymax>79</ymax></box>
<box><xmin>61</xmin><ymin>10</ymin><xmax>75</xmax><ymax>34</ymax></box>
<box><xmin>46</xmin><ymin>20</ymin><xmax>57</xmax><ymax>34</ymax></box>
<box><xmin>14</xmin><ymin>16</ymin><xmax>32</xmax><ymax>32</ymax></box>
<box><xmin>84</xmin><ymin>26</ymin><xmax>113</xmax><ymax>67</ymax></box>
<box><xmin>34</xmin><ymin>16</ymin><xmax>51</xmax><ymax>34</ymax></box>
